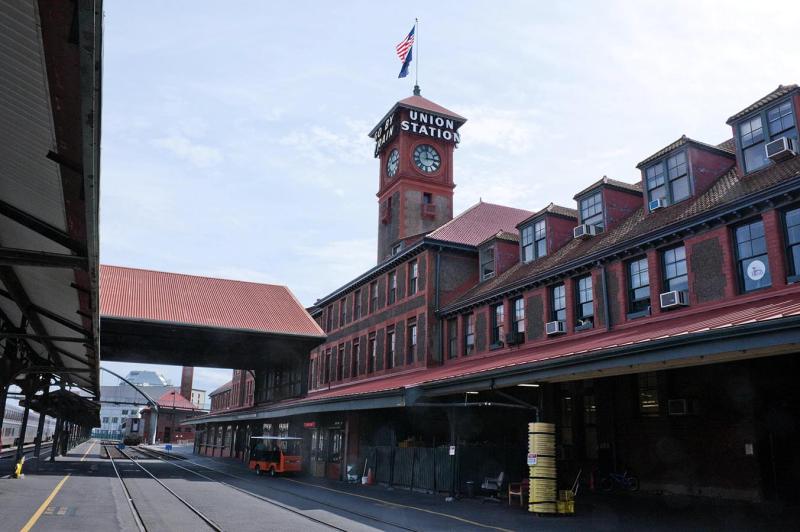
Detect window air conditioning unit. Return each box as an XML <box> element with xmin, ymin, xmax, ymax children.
<box><xmin>765</xmin><ymin>137</ymin><xmax>797</xmax><ymax>162</ymax></box>
<box><xmin>573</xmin><ymin>224</ymin><xmax>597</xmax><ymax>239</ymax></box>
<box><xmin>668</xmin><ymin>398</ymin><xmax>689</xmax><ymax>416</ymax></box>
<box><xmin>649</xmin><ymin>198</ymin><xmax>667</xmax><ymax>211</ymax></box>
<box><xmin>545</xmin><ymin>320</ymin><xmax>566</xmax><ymax>335</ymax></box>
<box><xmin>505</xmin><ymin>332</ymin><xmax>525</xmax><ymax>345</ymax></box>
<box><xmin>660</xmin><ymin>290</ymin><xmax>688</xmax><ymax>309</ymax></box>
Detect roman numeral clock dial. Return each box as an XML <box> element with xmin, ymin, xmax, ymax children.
<box><xmin>413</xmin><ymin>144</ymin><xmax>441</xmax><ymax>173</ymax></box>
<box><xmin>386</xmin><ymin>148</ymin><xmax>399</xmax><ymax>178</ymax></box>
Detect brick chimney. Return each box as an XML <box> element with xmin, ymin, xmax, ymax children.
<box><xmin>180</xmin><ymin>366</ymin><xmax>194</xmax><ymax>402</ymax></box>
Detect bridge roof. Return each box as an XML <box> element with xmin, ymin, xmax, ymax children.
<box><xmin>100</xmin><ymin>265</ymin><xmax>323</xmax><ymax>337</ymax></box>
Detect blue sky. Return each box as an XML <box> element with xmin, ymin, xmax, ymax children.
<box><xmin>99</xmin><ymin>0</ymin><xmax>798</xmax><ymax>394</ymax></box>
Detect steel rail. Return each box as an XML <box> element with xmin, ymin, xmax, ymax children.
<box><xmin>105</xmin><ymin>445</ymin><xmax>147</xmax><ymax>532</ymax></box>
<box><xmin>108</xmin><ymin>445</ymin><xmax>221</xmax><ymax>531</ymax></box>
<box><xmin>139</xmin><ymin>446</ymin><xmax>418</xmax><ymax>532</ymax></box>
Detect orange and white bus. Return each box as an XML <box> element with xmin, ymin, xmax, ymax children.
<box><xmin>248</xmin><ymin>436</ymin><xmax>303</xmax><ymax>477</ymax></box>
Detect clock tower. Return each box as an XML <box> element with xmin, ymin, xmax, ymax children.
<box><xmin>369</xmin><ymin>91</ymin><xmax>466</xmax><ymax>262</ymax></box>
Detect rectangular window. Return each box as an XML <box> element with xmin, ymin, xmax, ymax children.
<box><xmin>666</xmin><ymin>151</ymin><xmax>690</xmax><ymax>202</ymax></box>
<box><xmin>784</xmin><ymin>207</ymin><xmax>800</xmax><ymax>279</ymax></box>
<box><xmin>386</xmin><ymin>327</ymin><xmax>396</xmax><ymax>369</ymax></box>
<box><xmin>521</xmin><ymin>220</ymin><xmax>547</xmax><ymax>262</ymax></box>
<box><xmin>369</xmin><ymin>281</ymin><xmax>378</xmax><ymax>313</ymax></box>
<box><xmin>575</xmin><ymin>276</ymin><xmax>593</xmax><ymax>326</ymax></box>
<box><xmin>491</xmin><ymin>303</ymin><xmax>504</xmax><ymax>345</ymax></box>
<box><xmin>326</xmin><ymin>306</ymin><xmax>333</xmax><ymax>331</ymax></box>
<box><xmin>627</xmin><ymin>257</ymin><xmax>650</xmax><ymax>314</ymax></box>
<box><xmin>512</xmin><ymin>297</ymin><xmax>525</xmax><ymax>337</ymax></box>
<box><xmin>352</xmin><ymin>339</ymin><xmax>360</xmax><ymax>377</ymax></box>
<box><xmin>409</xmin><ymin>260</ymin><xmax>418</xmax><ymax>295</ymax></box>
<box><xmin>337</xmin><ymin>344</ymin><xmax>344</xmax><ymax>381</ymax></box>
<box><xmin>481</xmin><ymin>246</ymin><xmax>495</xmax><ymax>280</ymax></box>
<box><xmin>339</xmin><ymin>299</ymin><xmax>347</xmax><ymax>325</ymax></box>
<box><xmin>464</xmin><ymin>314</ymin><xmax>475</xmax><ymax>355</ymax></box>
<box><xmin>647</xmin><ymin>151</ymin><xmax>691</xmax><ymax>206</ymax></box>
<box><xmin>739</xmin><ymin>100</ymin><xmax>797</xmax><ymax>174</ymax></box>
<box><xmin>534</xmin><ymin>220</ymin><xmax>547</xmax><ymax>258</ymax></box>
<box><xmin>521</xmin><ymin>225</ymin><xmax>533</xmax><ymax>262</ymax></box>
<box><xmin>638</xmin><ymin>372</ymin><xmax>660</xmax><ymax>415</ymax></box>
<box><xmin>447</xmin><ymin>318</ymin><xmax>458</xmax><ymax>359</ymax></box>
<box><xmin>324</xmin><ymin>349</ymin><xmax>331</xmax><ymax>383</ymax></box>
<box><xmin>423</xmin><ymin>192</ymin><xmax>433</xmax><ymax>204</ymax></box>
<box><xmin>580</xmin><ymin>192</ymin><xmax>604</xmax><ymax>231</ymax></box>
<box><xmin>662</xmin><ymin>245</ymin><xmax>688</xmax><ymax>293</ymax></box>
<box><xmin>735</xmin><ymin>219</ymin><xmax>771</xmax><ymax>292</ymax></box>
<box><xmin>353</xmin><ymin>289</ymin><xmax>362</xmax><ymax>320</ymax></box>
<box><xmin>551</xmin><ymin>284</ymin><xmax>566</xmax><ymax>322</ymax></box>
<box><xmin>368</xmin><ymin>333</ymin><xmax>376</xmax><ymax>373</ymax></box>
<box><xmin>391</xmin><ymin>243</ymin><xmax>402</xmax><ymax>256</ymax></box>
<box><xmin>407</xmin><ymin>319</ymin><xmax>417</xmax><ymax>364</ymax></box>
<box><xmin>388</xmin><ymin>271</ymin><xmax>397</xmax><ymax>304</ymax></box>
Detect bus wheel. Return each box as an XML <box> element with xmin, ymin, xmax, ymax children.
<box><xmin>255</xmin><ymin>465</ymin><xmax>262</xmax><ymax>476</ymax></box>
<box><xmin>269</xmin><ymin>467</ymin><xmax>276</xmax><ymax>477</ymax></box>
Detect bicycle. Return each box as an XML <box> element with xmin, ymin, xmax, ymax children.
<box><xmin>599</xmin><ymin>470</ymin><xmax>639</xmax><ymax>492</ymax></box>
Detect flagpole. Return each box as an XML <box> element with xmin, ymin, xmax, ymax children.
<box><xmin>414</xmin><ymin>18</ymin><xmax>420</xmax><ymax>95</ymax></box>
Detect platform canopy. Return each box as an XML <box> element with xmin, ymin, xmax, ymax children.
<box><xmin>0</xmin><ymin>1</ymin><xmax>102</xmax><ymax>397</ymax></box>
<box><xmin>99</xmin><ymin>266</ymin><xmax>326</xmax><ymax>369</ymax></box>
<box><xmin>21</xmin><ymin>389</ymin><xmax>101</xmax><ymax>427</ymax></box>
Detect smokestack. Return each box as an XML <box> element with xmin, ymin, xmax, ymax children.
<box><xmin>180</xmin><ymin>367</ymin><xmax>194</xmax><ymax>401</ymax></box>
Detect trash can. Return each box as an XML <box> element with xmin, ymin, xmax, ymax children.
<box><xmin>466</xmin><ymin>480</ymin><xmax>475</xmax><ymax>498</ymax></box>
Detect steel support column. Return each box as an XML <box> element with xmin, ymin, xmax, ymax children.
<box><xmin>50</xmin><ymin>417</ymin><xmax>62</xmax><ymax>461</ymax></box>
<box><xmin>13</xmin><ymin>397</ymin><xmax>31</xmax><ymax>466</ymax></box>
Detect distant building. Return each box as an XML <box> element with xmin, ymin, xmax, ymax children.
<box><xmin>125</xmin><ymin>370</ymin><xmax>168</xmax><ymax>386</ymax></box>
<box><xmin>141</xmin><ymin>389</ymin><xmax>206</xmax><ymax>444</ymax></box>
<box><xmin>94</xmin><ymin>366</ymin><xmax>203</xmax><ymax>440</ymax></box>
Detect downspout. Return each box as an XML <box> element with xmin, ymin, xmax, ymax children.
<box><xmin>435</xmin><ymin>247</ymin><xmax>443</xmax><ymax>363</ymax></box>
<box><xmin>600</xmin><ymin>262</ymin><xmax>612</xmax><ymax>331</ymax></box>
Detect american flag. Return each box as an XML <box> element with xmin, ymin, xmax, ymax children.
<box><xmin>396</xmin><ymin>26</ymin><xmax>415</xmax><ymax>63</ymax></box>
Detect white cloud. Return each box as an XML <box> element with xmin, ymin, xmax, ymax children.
<box><xmin>458</xmin><ymin>106</ymin><xmax>542</xmax><ymax>155</ymax></box>
<box><xmin>153</xmin><ymin>134</ymin><xmax>223</xmax><ymax>168</ymax></box>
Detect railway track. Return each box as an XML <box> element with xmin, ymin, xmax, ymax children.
<box><xmin>104</xmin><ymin>444</ymin><xmax>223</xmax><ymax>532</ymax></box>
<box><xmin>0</xmin><ymin>442</ymin><xmax>53</xmax><ymax>461</ymax></box>
<box><xmin>137</xmin><ymin>446</ymin><xmax>420</xmax><ymax>532</ymax></box>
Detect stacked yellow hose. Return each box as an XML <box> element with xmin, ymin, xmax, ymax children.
<box><xmin>528</xmin><ymin>422</ymin><xmax>557</xmax><ymax>513</ymax></box>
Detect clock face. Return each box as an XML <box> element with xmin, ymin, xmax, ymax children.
<box><xmin>413</xmin><ymin>144</ymin><xmax>441</xmax><ymax>173</ymax></box>
<box><xmin>386</xmin><ymin>149</ymin><xmax>399</xmax><ymax>178</ymax></box>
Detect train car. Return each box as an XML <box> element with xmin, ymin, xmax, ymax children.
<box><xmin>120</xmin><ymin>413</ymin><xmax>143</xmax><ymax>446</ymax></box>
<box><xmin>1</xmin><ymin>403</ymin><xmax>57</xmax><ymax>449</ymax></box>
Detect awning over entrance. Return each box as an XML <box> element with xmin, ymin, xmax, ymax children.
<box><xmin>186</xmin><ymin>288</ymin><xmax>800</xmax><ymax>424</ymax></box>
<box><xmin>99</xmin><ymin>265</ymin><xmax>326</xmax><ymax>368</ymax></box>
<box><xmin>0</xmin><ymin>1</ymin><xmax>102</xmax><ymax>396</ymax></box>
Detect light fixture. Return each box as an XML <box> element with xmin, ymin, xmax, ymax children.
<box><xmin>465</xmin><ymin>391</ymin><xmax>479</xmax><ymax>395</ymax></box>
<box><xmin>517</xmin><ymin>383</ymin><xmax>540</xmax><ymax>388</ymax></box>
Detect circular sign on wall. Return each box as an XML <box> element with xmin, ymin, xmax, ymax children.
<box><xmin>746</xmin><ymin>259</ymin><xmax>766</xmax><ymax>281</ymax></box>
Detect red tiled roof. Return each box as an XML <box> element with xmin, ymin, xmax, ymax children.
<box><xmin>306</xmin><ymin>290</ymin><xmax>800</xmax><ymax>402</ymax></box>
<box><xmin>100</xmin><ymin>265</ymin><xmax>325</xmax><ymax>337</ymax></box>
<box><xmin>573</xmin><ymin>175</ymin><xmax>642</xmax><ymax>199</ymax></box>
<box><xmin>397</xmin><ymin>95</ymin><xmax>466</xmax><ymax>121</ymax></box>
<box><xmin>636</xmin><ymin>135</ymin><xmax>736</xmax><ymax>168</ymax></box>
<box><xmin>156</xmin><ymin>389</ymin><xmax>200</xmax><ymax>410</ymax></box>
<box><xmin>726</xmin><ymin>84</ymin><xmax>799</xmax><ymax>124</ymax></box>
<box><xmin>208</xmin><ymin>379</ymin><xmax>232</xmax><ymax>397</ymax></box>
<box><xmin>428</xmin><ymin>202</ymin><xmax>533</xmax><ymax>246</ymax></box>
<box><xmin>516</xmin><ymin>203</ymin><xmax>578</xmax><ymax>228</ymax></box>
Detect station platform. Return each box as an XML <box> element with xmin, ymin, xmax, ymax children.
<box><xmin>1</xmin><ymin>439</ymin><xmax>798</xmax><ymax>531</ymax></box>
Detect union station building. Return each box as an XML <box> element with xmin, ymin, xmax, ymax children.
<box><xmin>189</xmin><ymin>84</ymin><xmax>800</xmax><ymax>503</ymax></box>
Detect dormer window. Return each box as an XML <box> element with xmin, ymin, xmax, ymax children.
<box><xmin>579</xmin><ymin>192</ymin><xmax>604</xmax><ymax>231</ymax></box>
<box><xmin>646</xmin><ymin>150</ymin><xmax>690</xmax><ymax>208</ymax></box>
<box><xmin>481</xmin><ymin>246</ymin><xmax>495</xmax><ymax>280</ymax></box>
<box><xmin>738</xmin><ymin>99</ymin><xmax>797</xmax><ymax>173</ymax></box>
<box><xmin>521</xmin><ymin>219</ymin><xmax>546</xmax><ymax>262</ymax></box>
